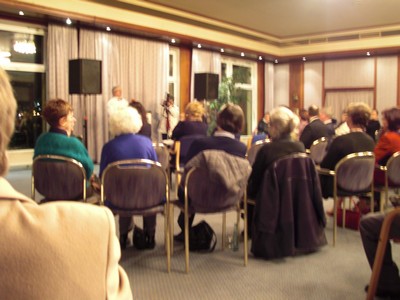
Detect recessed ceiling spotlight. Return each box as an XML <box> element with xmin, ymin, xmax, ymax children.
<box><xmin>241</xmin><ymin>52</ymin><xmax>245</xmax><ymax>57</ymax></box>
<box><xmin>106</xmin><ymin>26</ymin><xmax>111</xmax><ymax>32</ymax></box>
<box><xmin>274</xmin><ymin>59</ymin><xmax>279</xmax><ymax>64</ymax></box>
<box><xmin>366</xmin><ymin>51</ymin><xmax>371</xmax><ymax>56</ymax></box>
<box><xmin>66</xmin><ymin>18</ymin><xmax>72</xmax><ymax>25</ymax></box>
<box><xmin>18</xmin><ymin>11</ymin><xmax>24</xmax><ymax>16</ymax></box>
<box><xmin>302</xmin><ymin>57</ymin><xmax>306</xmax><ymax>61</ymax></box>
<box><xmin>171</xmin><ymin>38</ymin><xmax>176</xmax><ymax>44</ymax></box>
<box><xmin>258</xmin><ymin>56</ymin><xmax>263</xmax><ymax>61</ymax></box>
<box><xmin>220</xmin><ymin>48</ymin><xmax>224</xmax><ymax>53</ymax></box>
<box><xmin>197</xmin><ymin>44</ymin><xmax>202</xmax><ymax>48</ymax></box>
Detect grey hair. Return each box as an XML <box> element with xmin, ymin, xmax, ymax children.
<box><xmin>109</xmin><ymin>106</ymin><xmax>143</xmax><ymax>137</ymax></box>
<box><xmin>269</xmin><ymin>106</ymin><xmax>299</xmax><ymax>140</ymax></box>
<box><xmin>0</xmin><ymin>68</ymin><xmax>17</xmax><ymax>176</ymax></box>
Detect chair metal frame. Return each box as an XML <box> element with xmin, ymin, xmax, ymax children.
<box><xmin>100</xmin><ymin>158</ymin><xmax>171</xmax><ymax>272</ymax></box>
<box><xmin>32</xmin><ymin>154</ymin><xmax>87</xmax><ymax>202</ymax></box>
<box><xmin>246</xmin><ymin>138</ymin><xmax>270</xmax><ymax>166</ymax></box>
<box><xmin>366</xmin><ymin>207</ymin><xmax>400</xmax><ymax>300</ymax></box>
<box><xmin>306</xmin><ymin>137</ymin><xmax>328</xmax><ymax>165</ymax></box>
<box><xmin>375</xmin><ymin>151</ymin><xmax>400</xmax><ymax>212</ymax></box>
<box><xmin>318</xmin><ymin>151</ymin><xmax>375</xmax><ymax>246</ymax></box>
<box><xmin>170</xmin><ymin>166</ymin><xmax>248</xmax><ymax>273</ymax></box>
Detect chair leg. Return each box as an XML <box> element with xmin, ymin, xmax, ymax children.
<box><xmin>164</xmin><ymin>204</ymin><xmax>171</xmax><ymax>273</ymax></box>
<box><xmin>170</xmin><ymin>205</ymin><xmax>175</xmax><ymax>255</ymax></box>
<box><xmin>243</xmin><ymin>199</ymin><xmax>248</xmax><ymax>266</ymax></box>
<box><xmin>184</xmin><ymin>208</ymin><xmax>189</xmax><ymax>273</ymax></box>
<box><xmin>333</xmin><ymin>196</ymin><xmax>338</xmax><ymax>247</ymax></box>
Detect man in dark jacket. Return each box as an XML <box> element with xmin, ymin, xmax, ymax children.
<box><xmin>300</xmin><ymin>105</ymin><xmax>329</xmax><ymax>149</ymax></box>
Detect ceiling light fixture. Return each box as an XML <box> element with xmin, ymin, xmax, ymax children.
<box><xmin>241</xmin><ymin>52</ymin><xmax>245</xmax><ymax>57</ymax></box>
<box><xmin>106</xmin><ymin>26</ymin><xmax>111</xmax><ymax>31</ymax></box>
<box><xmin>66</xmin><ymin>18</ymin><xmax>72</xmax><ymax>25</ymax></box>
<box><xmin>18</xmin><ymin>11</ymin><xmax>24</xmax><ymax>16</ymax></box>
<box><xmin>197</xmin><ymin>44</ymin><xmax>202</xmax><ymax>48</ymax></box>
<box><xmin>302</xmin><ymin>57</ymin><xmax>307</xmax><ymax>61</ymax></box>
<box><xmin>258</xmin><ymin>56</ymin><xmax>263</xmax><ymax>61</ymax></box>
<box><xmin>274</xmin><ymin>59</ymin><xmax>279</xmax><ymax>64</ymax></box>
<box><xmin>366</xmin><ymin>51</ymin><xmax>371</xmax><ymax>56</ymax></box>
<box><xmin>220</xmin><ymin>48</ymin><xmax>224</xmax><ymax>53</ymax></box>
<box><xmin>171</xmin><ymin>38</ymin><xmax>176</xmax><ymax>44</ymax></box>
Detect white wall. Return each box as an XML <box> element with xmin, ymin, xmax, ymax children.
<box><xmin>304</xmin><ymin>61</ymin><xmax>323</xmax><ymax>109</ymax></box>
<box><xmin>376</xmin><ymin>56</ymin><xmax>398</xmax><ymax>114</ymax></box>
<box><xmin>273</xmin><ymin>64</ymin><xmax>290</xmax><ymax>108</ymax></box>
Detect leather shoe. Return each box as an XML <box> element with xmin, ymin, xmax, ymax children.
<box><xmin>145</xmin><ymin>234</ymin><xmax>156</xmax><ymax>249</ymax></box>
<box><xmin>174</xmin><ymin>231</ymin><xmax>185</xmax><ymax>242</ymax></box>
<box><xmin>365</xmin><ymin>284</ymin><xmax>400</xmax><ymax>298</ymax></box>
<box><xmin>120</xmin><ymin>234</ymin><xmax>129</xmax><ymax>250</ymax></box>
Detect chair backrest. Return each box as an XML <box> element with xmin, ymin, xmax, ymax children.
<box><xmin>246</xmin><ymin>139</ymin><xmax>270</xmax><ymax>165</ymax></box>
<box><xmin>184</xmin><ymin>150</ymin><xmax>251</xmax><ymax>213</ymax></box>
<box><xmin>386</xmin><ymin>151</ymin><xmax>400</xmax><ymax>186</ymax></box>
<box><xmin>32</xmin><ymin>154</ymin><xmax>87</xmax><ymax>201</ymax></box>
<box><xmin>153</xmin><ymin>143</ymin><xmax>170</xmax><ymax>173</ymax></box>
<box><xmin>334</xmin><ymin>152</ymin><xmax>375</xmax><ymax>194</ymax></box>
<box><xmin>309</xmin><ymin>137</ymin><xmax>328</xmax><ymax>164</ymax></box>
<box><xmin>101</xmin><ymin>159</ymin><xmax>168</xmax><ymax>213</ymax></box>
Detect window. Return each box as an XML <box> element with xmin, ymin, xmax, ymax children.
<box><xmin>0</xmin><ymin>22</ymin><xmax>45</xmax><ymax>149</ymax></box>
<box><xmin>168</xmin><ymin>47</ymin><xmax>179</xmax><ymax>106</ymax></box>
<box><xmin>221</xmin><ymin>57</ymin><xmax>257</xmax><ymax>134</ymax></box>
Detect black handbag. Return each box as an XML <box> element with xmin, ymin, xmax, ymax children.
<box><xmin>189</xmin><ymin>220</ymin><xmax>217</xmax><ymax>252</ymax></box>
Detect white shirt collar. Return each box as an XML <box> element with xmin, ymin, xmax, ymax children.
<box><xmin>214</xmin><ymin>130</ymin><xmax>235</xmax><ymax>139</ymax></box>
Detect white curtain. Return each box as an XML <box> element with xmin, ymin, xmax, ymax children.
<box><xmin>47</xmin><ymin>26</ymin><xmax>169</xmax><ymax>162</ymax></box>
<box><xmin>47</xmin><ymin>24</ymin><xmax>79</xmax><ymax>117</ymax></box>
<box><xmin>191</xmin><ymin>49</ymin><xmax>221</xmax><ymax>101</ymax></box>
<box><xmin>325</xmin><ymin>90</ymin><xmax>374</xmax><ymax>122</ymax></box>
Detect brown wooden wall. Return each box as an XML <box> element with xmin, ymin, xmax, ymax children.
<box><xmin>179</xmin><ymin>46</ymin><xmax>192</xmax><ymax>114</ymax></box>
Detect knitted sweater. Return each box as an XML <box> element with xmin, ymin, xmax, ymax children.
<box><xmin>34</xmin><ymin>132</ymin><xmax>94</xmax><ymax>179</ymax></box>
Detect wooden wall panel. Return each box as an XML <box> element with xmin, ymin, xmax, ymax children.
<box><xmin>289</xmin><ymin>62</ymin><xmax>304</xmax><ymax>112</ymax></box>
<box><xmin>179</xmin><ymin>46</ymin><xmax>192</xmax><ymax>113</ymax></box>
<box><xmin>257</xmin><ymin>61</ymin><xmax>265</xmax><ymax>121</ymax></box>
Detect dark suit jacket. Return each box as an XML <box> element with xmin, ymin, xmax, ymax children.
<box><xmin>320</xmin><ymin>131</ymin><xmax>375</xmax><ymax>198</ymax></box>
<box><xmin>300</xmin><ymin>118</ymin><xmax>329</xmax><ymax>149</ymax></box>
<box><xmin>138</xmin><ymin>123</ymin><xmax>152</xmax><ymax>139</ymax></box>
<box><xmin>247</xmin><ymin>137</ymin><xmax>305</xmax><ymax>199</ymax></box>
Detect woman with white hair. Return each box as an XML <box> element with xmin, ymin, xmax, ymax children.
<box><xmin>99</xmin><ymin>106</ymin><xmax>158</xmax><ymax>250</ymax></box>
<box><xmin>247</xmin><ymin>106</ymin><xmax>306</xmax><ymax>237</ymax></box>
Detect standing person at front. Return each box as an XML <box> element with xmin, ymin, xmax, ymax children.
<box><xmin>160</xmin><ymin>94</ymin><xmax>179</xmax><ymax>139</ymax></box>
<box><xmin>99</xmin><ymin>106</ymin><xmax>158</xmax><ymax>250</ymax></box>
<box><xmin>300</xmin><ymin>105</ymin><xmax>329</xmax><ymax>149</ymax></box>
<box><xmin>107</xmin><ymin>85</ymin><xmax>128</xmax><ymax>114</ymax></box>
<box><xmin>174</xmin><ymin>103</ymin><xmax>247</xmax><ymax>240</ymax></box>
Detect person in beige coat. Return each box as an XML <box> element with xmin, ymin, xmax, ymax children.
<box><xmin>0</xmin><ymin>67</ymin><xmax>132</xmax><ymax>300</ymax></box>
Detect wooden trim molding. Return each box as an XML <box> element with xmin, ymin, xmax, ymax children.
<box><xmin>398</xmin><ymin>54</ymin><xmax>400</xmax><ymax>106</ymax></box>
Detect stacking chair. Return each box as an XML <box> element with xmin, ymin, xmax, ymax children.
<box><xmin>375</xmin><ymin>151</ymin><xmax>400</xmax><ymax>212</ymax></box>
<box><xmin>100</xmin><ymin>159</ymin><xmax>171</xmax><ymax>272</ymax></box>
<box><xmin>32</xmin><ymin>154</ymin><xmax>87</xmax><ymax>202</ymax></box>
<box><xmin>318</xmin><ymin>152</ymin><xmax>375</xmax><ymax>246</ymax></box>
<box><xmin>246</xmin><ymin>138</ymin><xmax>270</xmax><ymax>166</ymax></box>
<box><xmin>366</xmin><ymin>207</ymin><xmax>400</xmax><ymax>300</ymax></box>
<box><xmin>170</xmin><ymin>134</ymin><xmax>204</xmax><ymax>192</ymax></box>
<box><xmin>306</xmin><ymin>137</ymin><xmax>328</xmax><ymax>165</ymax></box>
<box><xmin>153</xmin><ymin>143</ymin><xmax>170</xmax><ymax>176</ymax></box>
<box><xmin>170</xmin><ymin>150</ymin><xmax>252</xmax><ymax>273</ymax></box>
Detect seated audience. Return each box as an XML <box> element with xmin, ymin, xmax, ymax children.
<box><xmin>174</xmin><ymin>103</ymin><xmax>247</xmax><ymax>241</ymax></box>
<box><xmin>171</xmin><ymin>101</ymin><xmax>208</xmax><ymax>141</ymax></box>
<box><xmin>298</xmin><ymin>108</ymin><xmax>309</xmax><ymax>137</ymax></box>
<box><xmin>247</xmin><ymin>106</ymin><xmax>306</xmax><ymax>237</ymax></box>
<box><xmin>320</xmin><ymin>102</ymin><xmax>375</xmax><ymax>199</ymax></box>
<box><xmin>360</xmin><ymin>212</ymin><xmax>400</xmax><ymax>298</ymax></box>
<box><xmin>300</xmin><ymin>105</ymin><xmax>329</xmax><ymax>149</ymax></box>
<box><xmin>0</xmin><ymin>68</ymin><xmax>132</xmax><ymax>299</ymax></box>
<box><xmin>256</xmin><ymin>112</ymin><xmax>271</xmax><ymax>137</ymax></box>
<box><xmin>34</xmin><ymin>98</ymin><xmax>97</xmax><ymax>197</ymax></box>
<box><xmin>319</xmin><ymin>106</ymin><xmax>336</xmax><ymax>140</ymax></box>
<box><xmin>99</xmin><ymin>106</ymin><xmax>158</xmax><ymax>250</ymax></box>
<box><xmin>374</xmin><ymin>107</ymin><xmax>400</xmax><ymax>186</ymax></box>
<box><xmin>335</xmin><ymin>110</ymin><xmax>350</xmax><ymax>136</ymax></box>
<box><xmin>130</xmin><ymin>100</ymin><xmax>152</xmax><ymax>139</ymax></box>
<box><xmin>366</xmin><ymin>109</ymin><xmax>381</xmax><ymax>142</ymax></box>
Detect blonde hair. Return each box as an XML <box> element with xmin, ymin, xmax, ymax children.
<box><xmin>0</xmin><ymin>68</ymin><xmax>17</xmax><ymax>176</ymax></box>
<box><xmin>185</xmin><ymin>101</ymin><xmax>204</xmax><ymax>121</ymax></box>
<box><xmin>109</xmin><ymin>106</ymin><xmax>142</xmax><ymax>137</ymax></box>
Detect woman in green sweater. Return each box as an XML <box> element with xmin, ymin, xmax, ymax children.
<box><xmin>34</xmin><ymin>99</ymin><xmax>95</xmax><ymax>194</ymax></box>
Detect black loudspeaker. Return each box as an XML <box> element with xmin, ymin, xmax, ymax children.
<box><xmin>194</xmin><ymin>73</ymin><xmax>219</xmax><ymax>100</ymax></box>
<box><xmin>69</xmin><ymin>59</ymin><xmax>102</xmax><ymax>94</ymax></box>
